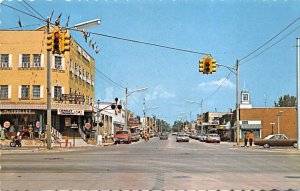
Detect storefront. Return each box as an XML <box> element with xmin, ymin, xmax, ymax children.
<box><xmin>0</xmin><ymin>103</ymin><xmax>93</xmax><ymax>140</ymax></box>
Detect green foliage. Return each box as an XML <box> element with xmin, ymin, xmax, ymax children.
<box><xmin>274</xmin><ymin>94</ymin><xmax>296</xmax><ymax>107</ymax></box>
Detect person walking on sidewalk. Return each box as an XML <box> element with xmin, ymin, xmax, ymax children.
<box><xmin>248</xmin><ymin>131</ymin><xmax>254</xmax><ymax>146</ymax></box>
<box><xmin>243</xmin><ymin>132</ymin><xmax>248</xmax><ymax>147</ymax></box>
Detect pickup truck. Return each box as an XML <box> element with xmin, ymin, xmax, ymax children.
<box><xmin>114</xmin><ymin>130</ymin><xmax>132</xmax><ymax>144</ymax></box>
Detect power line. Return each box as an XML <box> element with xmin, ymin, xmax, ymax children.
<box><xmin>203</xmin><ymin>72</ymin><xmax>232</xmax><ymax>101</ymax></box>
<box><xmin>22</xmin><ymin>0</ymin><xmax>46</xmax><ymax>21</ymax></box>
<box><xmin>240</xmin><ymin>16</ymin><xmax>300</xmax><ymax>62</ymax></box>
<box><xmin>94</xmin><ymin>67</ymin><xmax>126</xmax><ymax>90</ymax></box>
<box><xmin>69</xmin><ymin>28</ymin><xmax>210</xmax><ymax>56</ymax></box>
<box><xmin>0</xmin><ymin>2</ymin><xmax>47</xmax><ymax>23</ymax></box>
<box><xmin>240</xmin><ymin>24</ymin><xmax>300</xmax><ymax>66</ymax></box>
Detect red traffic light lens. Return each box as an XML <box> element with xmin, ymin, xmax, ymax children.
<box><xmin>54</xmin><ymin>32</ymin><xmax>60</xmax><ymax>38</ymax></box>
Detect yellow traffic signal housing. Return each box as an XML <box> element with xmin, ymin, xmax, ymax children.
<box><xmin>53</xmin><ymin>31</ymin><xmax>61</xmax><ymax>54</ymax></box>
<box><xmin>210</xmin><ymin>59</ymin><xmax>217</xmax><ymax>73</ymax></box>
<box><xmin>199</xmin><ymin>59</ymin><xmax>204</xmax><ymax>72</ymax></box>
<box><xmin>61</xmin><ymin>32</ymin><xmax>71</xmax><ymax>53</ymax></box>
<box><xmin>203</xmin><ymin>57</ymin><xmax>211</xmax><ymax>74</ymax></box>
<box><xmin>46</xmin><ymin>33</ymin><xmax>53</xmax><ymax>51</ymax></box>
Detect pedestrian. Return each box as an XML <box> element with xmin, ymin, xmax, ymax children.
<box><xmin>243</xmin><ymin>132</ymin><xmax>248</xmax><ymax>147</ymax></box>
<box><xmin>248</xmin><ymin>131</ymin><xmax>254</xmax><ymax>146</ymax></box>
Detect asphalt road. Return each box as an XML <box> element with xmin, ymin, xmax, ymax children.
<box><xmin>1</xmin><ymin>136</ymin><xmax>300</xmax><ymax>190</ymax></box>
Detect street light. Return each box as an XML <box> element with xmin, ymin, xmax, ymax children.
<box><xmin>277</xmin><ymin>111</ymin><xmax>283</xmax><ymax>134</ymax></box>
<box><xmin>74</xmin><ymin>19</ymin><xmax>101</xmax><ymax>31</ymax></box>
<box><xmin>125</xmin><ymin>87</ymin><xmax>148</xmax><ymax>130</ymax></box>
<box><xmin>185</xmin><ymin>99</ymin><xmax>203</xmax><ymax>133</ymax></box>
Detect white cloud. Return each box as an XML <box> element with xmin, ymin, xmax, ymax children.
<box><xmin>145</xmin><ymin>85</ymin><xmax>176</xmax><ymax>100</ymax></box>
<box><xmin>197</xmin><ymin>78</ymin><xmax>235</xmax><ymax>91</ymax></box>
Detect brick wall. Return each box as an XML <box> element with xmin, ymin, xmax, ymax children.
<box><xmin>240</xmin><ymin>107</ymin><xmax>296</xmax><ymax>139</ymax></box>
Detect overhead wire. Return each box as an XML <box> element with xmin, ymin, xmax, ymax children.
<box><xmin>240</xmin><ymin>24</ymin><xmax>300</xmax><ymax>65</ymax></box>
<box><xmin>0</xmin><ymin>2</ymin><xmax>47</xmax><ymax>23</ymax></box>
<box><xmin>68</xmin><ymin>27</ymin><xmax>210</xmax><ymax>56</ymax></box>
<box><xmin>239</xmin><ymin>16</ymin><xmax>300</xmax><ymax>62</ymax></box>
<box><xmin>203</xmin><ymin>71</ymin><xmax>233</xmax><ymax>101</ymax></box>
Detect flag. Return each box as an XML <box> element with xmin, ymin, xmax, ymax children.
<box><xmin>55</xmin><ymin>13</ymin><xmax>62</xmax><ymax>26</ymax></box>
<box><xmin>65</xmin><ymin>15</ymin><xmax>70</xmax><ymax>27</ymax></box>
<box><xmin>18</xmin><ymin>16</ymin><xmax>22</xmax><ymax>27</ymax></box>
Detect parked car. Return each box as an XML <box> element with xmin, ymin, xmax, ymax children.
<box><xmin>206</xmin><ymin>134</ymin><xmax>220</xmax><ymax>143</ymax></box>
<box><xmin>172</xmin><ymin>132</ymin><xmax>178</xmax><ymax>136</ymax></box>
<box><xmin>189</xmin><ymin>132</ymin><xmax>197</xmax><ymax>139</ymax></box>
<box><xmin>114</xmin><ymin>130</ymin><xmax>132</xmax><ymax>144</ymax></box>
<box><xmin>131</xmin><ymin>133</ymin><xmax>140</xmax><ymax>142</ymax></box>
<box><xmin>195</xmin><ymin>133</ymin><xmax>203</xmax><ymax>140</ymax></box>
<box><xmin>176</xmin><ymin>133</ymin><xmax>190</xmax><ymax>142</ymax></box>
<box><xmin>199</xmin><ymin>134</ymin><xmax>208</xmax><ymax>142</ymax></box>
<box><xmin>254</xmin><ymin>134</ymin><xmax>297</xmax><ymax>148</ymax></box>
<box><xmin>159</xmin><ymin>132</ymin><xmax>168</xmax><ymax>140</ymax></box>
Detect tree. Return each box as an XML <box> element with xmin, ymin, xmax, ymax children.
<box><xmin>274</xmin><ymin>94</ymin><xmax>296</xmax><ymax>107</ymax></box>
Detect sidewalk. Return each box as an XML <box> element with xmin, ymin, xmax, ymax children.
<box><xmin>0</xmin><ymin>140</ymin><xmax>115</xmax><ymax>154</ymax></box>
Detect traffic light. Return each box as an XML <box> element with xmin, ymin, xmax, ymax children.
<box><xmin>204</xmin><ymin>57</ymin><xmax>211</xmax><ymax>74</ymax></box>
<box><xmin>210</xmin><ymin>59</ymin><xmax>217</xmax><ymax>73</ymax></box>
<box><xmin>61</xmin><ymin>32</ymin><xmax>71</xmax><ymax>53</ymax></box>
<box><xmin>46</xmin><ymin>33</ymin><xmax>53</xmax><ymax>51</ymax></box>
<box><xmin>53</xmin><ymin>31</ymin><xmax>61</xmax><ymax>54</ymax></box>
<box><xmin>199</xmin><ymin>59</ymin><xmax>204</xmax><ymax>73</ymax></box>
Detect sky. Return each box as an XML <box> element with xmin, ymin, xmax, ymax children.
<box><xmin>1</xmin><ymin>0</ymin><xmax>300</xmax><ymax>125</ymax></box>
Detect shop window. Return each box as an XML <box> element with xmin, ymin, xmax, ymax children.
<box><xmin>22</xmin><ymin>54</ymin><xmax>30</xmax><ymax>68</ymax></box>
<box><xmin>21</xmin><ymin>85</ymin><xmax>30</xmax><ymax>99</ymax></box>
<box><xmin>0</xmin><ymin>85</ymin><xmax>8</xmax><ymax>99</ymax></box>
<box><xmin>0</xmin><ymin>54</ymin><xmax>9</xmax><ymax>68</ymax></box>
<box><xmin>32</xmin><ymin>85</ymin><xmax>41</xmax><ymax>99</ymax></box>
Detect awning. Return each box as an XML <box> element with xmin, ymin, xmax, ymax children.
<box><xmin>232</xmin><ymin>123</ymin><xmax>262</xmax><ymax>130</ymax></box>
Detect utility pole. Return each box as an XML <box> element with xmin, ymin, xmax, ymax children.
<box><xmin>46</xmin><ymin>17</ymin><xmax>52</xmax><ymax>149</ymax></box>
<box><xmin>125</xmin><ymin>87</ymin><xmax>128</xmax><ymax>130</ymax></box>
<box><xmin>236</xmin><ymin>60</ymin><xmax>240</xmax><ymax>147</ymax></box>
<box><xmin>297</xmin><ymin>37</ymin><xmax>300</xmax><ymax>150</ymax></box>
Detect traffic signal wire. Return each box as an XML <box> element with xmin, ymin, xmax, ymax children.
<box><xmin>69</xmin><ymin>28</ymin><xmax>210</xmax><ymax>56</ymax></box>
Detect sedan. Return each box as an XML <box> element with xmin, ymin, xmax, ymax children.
<box><xmin>176</xmin><ymin>133</ymin><xmax>190</xmax><ymax>142</ymax></box>
<box><xmin>159</xmin><ymin>132</ymin><xmax>168</xmax><ymax>140</ymax></box>
<box><xmin>206</xmin><ymin>134</ymin><xmax>220</xmax><ymax>143</ymax></box>
<box><xmin>254</xmin><ymin>134</ymin><xmax>297</xmax><ymax>148</ymax></box>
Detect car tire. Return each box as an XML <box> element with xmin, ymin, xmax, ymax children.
<box><xmin>263</xmin><ymin>143</ymin><xmax>270</xmax><ymax>148</ymax></box>
<box><xmin>293</xmin><ymin>142</ymin><xmax>298</xmax><ymax>148</ymax></box>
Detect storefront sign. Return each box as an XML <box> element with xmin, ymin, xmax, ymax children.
<box><xmin>85</xmin><ymin>123</ymin><xmax>91</xmax><ymax>129</ymax></box>
<box><xmin>60</xmin><ymin>94</ymin><xmax>85</xmax><ymax>102</ymax></box>
<box><xmin>0</xmin><ymin>109</ymin><xmax>35</xmax><ymax>115</ymax></box>
<box><xmin>128</xmin><ymin>118</ymin><xmax>140</xmax><ymax>125</ymax></box>
<box><xmin>71</xmin><ymin>123</ymin><xmax>78</xmax><ymax>129</ymax></box>
<box><xmin>4</xmin><ymin>121</ymin><xmax>10</xmax><ymax>128</ymax></box>
<box><xmin>57</xmin><ymin>109</ymin><xmax>84</xmax><ymax>116</ymax></box>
